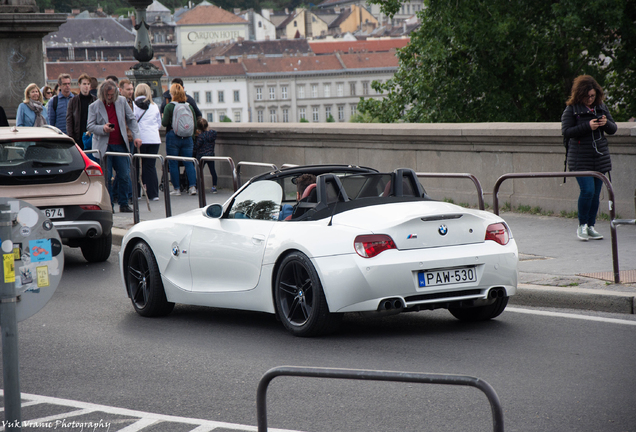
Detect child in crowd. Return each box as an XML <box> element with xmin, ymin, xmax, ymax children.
<box><xmin>194</xmin><ymin>118</ymin><xmax>218</xmax><ymax>193</ymax></box>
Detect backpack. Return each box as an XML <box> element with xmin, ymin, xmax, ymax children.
<box><xmin>171</xmin><ymin>102</ymin><xmax>194</xmax><ymax>137</ymax></box>
<box><xmin>50</xmin><ymin>95</ymin><xmax>58</xmax><ymax>112</ymax></box>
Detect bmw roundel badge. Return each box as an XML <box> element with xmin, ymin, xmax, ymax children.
<box><xmin>172</xmin><ymin>246</ymin><xmax>180</xmax><ymax>256</ymax></box>
<box><xmin>438</xmin><ymin>224</ymin><xmax>448</xmax><ymax>236</ymax></box>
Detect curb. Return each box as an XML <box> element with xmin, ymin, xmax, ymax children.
<box><xmin>111</xmin><ymin>227</ymin><xmax>635</xmax><ymax>315</ymax></box>
<box><xmin>513</xmin><ymin>284</ymin><xmax>635</xmax><ymax>315</ymax></box>
<box><xmin>113</xmin><ymin>227</ymin><xmax>127</xmax><ymax>246</ymax></box>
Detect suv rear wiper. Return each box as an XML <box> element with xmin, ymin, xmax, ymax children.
<box><xmin>30</xmin><ymin>161</ymin><xmax>68</xmax><ymax>167</ymax></box>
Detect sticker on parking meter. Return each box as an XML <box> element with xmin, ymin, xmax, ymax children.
<box><xmin>4</xmin><ymin>254</ymin><xmax>15</xmax><ymax>283</ymax></box>
<box><xmin>36</xmin><ymin>266</ymin><xmax>49</xmax><ymax>287</ymax></box>
<box><xmin>50</xmin><ymin>239</ymin><xmax>62</xmax><ymax>257</ymax></box>
<box><xmin>13</xmin><ymin>243</ymin><xmax>21</xmax><ymax>260</ymax></box>
<box><xmin>2</xmin><ymin>239</ymin><xmax>12</xmax><ymax>253</ymax></box>
<box><xmin>19</xmin><ymin>267</ymin><xmax>33</xmax><ymax>285</ymax></box>
<box><xmin>0</xmin><ymin>198</ymin><xmax>63</xmax><ymax>322</ymax></box>
<box><xmin>29</xmin><ymin>239</ymin><xmax>52</xmax><ymax>262</ymax></box>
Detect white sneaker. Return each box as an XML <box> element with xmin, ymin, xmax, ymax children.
<box><xmin>577</xmin><ymin>224</ymin><xmax>589</xmax><ymax>241</ymax></box>
<box><xmin>152</xmin><ymin>197</ymin><xmax>160</xmax><ymax>201</ymax></box>
<box><xmin>170</xmin><ymin>190</ymin><xmax>181</xmax><ymax>196</ymax></box>
<box><xmin>587</xmin><ymin>225</ymin><xmax>603</xmax><ymax>240</ymax></box>
<box><xmin>188</xmin><ymin>186</ymin><xmax>197</xmax><ymax>195</ymax></box>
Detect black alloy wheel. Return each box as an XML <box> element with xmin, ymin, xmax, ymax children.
<box><xmin>274</xmin><ymin>251</ymin><xmax>342</xmax><ymax>337</ymax></box>
<box><xmin>126</xmin><ymin>241</ymin><xmax>174</xmax><ymax>317</ymax></box>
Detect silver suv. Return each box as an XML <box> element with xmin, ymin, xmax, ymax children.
<box><xmin>0</xmin><ymin>125</ymin><xmax>113</xmax><ymax>262</ymax></box>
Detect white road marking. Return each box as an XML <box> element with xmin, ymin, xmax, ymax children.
<box><xmin>117</xmin><ymin>418</ymin><xmax>160</xmax><ymax>431</ymax></box>
<box><xmin>0</xmin><ymin>391</ymin><xmax>303</xmax><ymax>432</ymax></box>
<box><xmin>507</xmin><ymin>306</ymin><xmax>636</xmax><ymax>326</ymax></box>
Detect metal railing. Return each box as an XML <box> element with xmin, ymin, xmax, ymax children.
<box><xmin>198</xmin><ymin>156</ymin><xmax>238</xmax><ymax>207</ymax></box>
<box><xmin>416</xmin><ymin>172</ymin><xmax>485</xmax><ymax>210</ymax></box>
<box><xmin>492</xmin><ymin>171</ymin><xmax>622</xmax><ymax>283</ymax></box>
<box><xmin>236</xmin><ymin>161</ymin><xmax>278</xmax><ymax>187</ymax></box>
<box><xmin>162</xmin><ymin>156</ymin><xmax>204</xmax><ymax>216</ymax></box>
<box><xmin>257</xmin><ymin>366</ymin><xmax>504</xmax><ymax>432</ymax></box>
<box><xmin>132</xmin><ymin>153</ymin><xmax>168</xmax><ymax>222</ymax></box>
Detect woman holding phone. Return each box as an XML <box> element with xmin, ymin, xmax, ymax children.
<box><xmin>561</xmin><ymin>75</ymin><xmax>617</xmax><ymax>241</ymax></box>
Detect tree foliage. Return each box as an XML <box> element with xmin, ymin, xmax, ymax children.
<box><xmin>359</xmin><ymin>0</ymin><xmax>636</xmax><ymax>122</ymax></box>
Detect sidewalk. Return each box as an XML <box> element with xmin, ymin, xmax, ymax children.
<box><xmin>111</xmin><ymin>190</ymin><xmax>636</xmax><ymax>315</ymax></box>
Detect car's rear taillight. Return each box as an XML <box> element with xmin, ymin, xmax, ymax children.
<box><xmin>354</xmin><ymin>234</ymin><xmax>397</xmax><ymax>258</ymax></box>
<box><xmin>485</xmin><ymin>223</ymin><xmax>510</xmax><ymax>245</ymax></box>
<box><xmin>80</xmin><ymin>205</ymin><xmax>102</xmax><ymax>211</ymax></box>
<box><xmin>79</xmin><ymin>146</ymin><xmax>103</xmax><ymax>176</ymax></box>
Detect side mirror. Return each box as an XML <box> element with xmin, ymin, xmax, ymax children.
<box><xmin>205</xmin><ymin>203</ymin><xmax>223</xmax><ymax>218</ymax></box>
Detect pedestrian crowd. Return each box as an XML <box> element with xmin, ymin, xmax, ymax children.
<box><xmin>5</xmin><ymin>74</ymin><xmax>217</xmax><ymax>213</ymax></box>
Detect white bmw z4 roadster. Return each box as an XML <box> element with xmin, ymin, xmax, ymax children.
<box><xmin>120</xmin><ymin>165</ymin><xmax>518</xmax><ymax>336</ymax></box>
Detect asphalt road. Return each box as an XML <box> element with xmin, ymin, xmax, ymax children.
<box><xmin>2</xmin><ymin>245</ymin><xmax>636</xmax><ymax>432</ymax></box>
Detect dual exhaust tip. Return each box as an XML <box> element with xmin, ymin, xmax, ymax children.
<box><xmin>379</xmin><ymin>298</ymin><xmax>403</xmax><ymax>311</ymax></box>
<box><xmin>489</xmin><ymin>288</ymin><xmax>506</xmax><ymax>299</ymax></box>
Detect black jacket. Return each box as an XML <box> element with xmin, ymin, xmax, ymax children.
<box><xmin>561</xmin><ymin>103</ymin><xmax>617</xmax><ymax>173</ymax></box>
<box><xmin>160</xmin><ymin>90</ymin><xmax>202</xmax><ymax>119</ymax></box>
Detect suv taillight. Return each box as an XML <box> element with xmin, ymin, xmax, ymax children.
<box><xmin>79</xmin><ymin>147</ymin><xmax>103</xmax><ymax>176</ymax></box>
<box><xmin>485</xmin><ymin>223</ymin><xmax>510</xmax><ymax>245</ymax></box>
<box><xmin>354</xmin><ymin>235</ymin><xmax>397</xmax><ymax>258</ymax></box>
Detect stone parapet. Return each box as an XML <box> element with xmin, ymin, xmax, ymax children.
<box><xmin>210</xmin><ymin>122</ymin><xmax>636</xmax><ymax>218</ymax></box>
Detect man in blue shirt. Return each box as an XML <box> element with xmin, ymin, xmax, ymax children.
<box><xmin>48</xmin><ymin>73</ymin><xmax>74</xmax><ymax>134</ymax></box>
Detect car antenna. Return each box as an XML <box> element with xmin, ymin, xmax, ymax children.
<box><xmin>327</xmin><ymin>186</ymin><xmax>343</xmax><ymax>227</ymax></box>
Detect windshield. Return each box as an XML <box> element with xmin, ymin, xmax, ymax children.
<box><xmin>228</xmin><ymin>180</ymin><xmax>283</xmax><ymax>221</ymax></box>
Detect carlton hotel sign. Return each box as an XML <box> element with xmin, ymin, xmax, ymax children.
<box><xmin>187</xmin><ymin>30</ymin><xmax>241</xmax><ymax>42</ymax></box>
<box><xmin>177</xmin><ymin>23</ymin><xmax>247</xmax><ymax>61</ymax></box>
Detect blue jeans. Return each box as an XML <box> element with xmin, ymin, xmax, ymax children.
<box><xmin>166</xmin><ymin>130</ymin><xmax>196</xmax><ymax>190</ymax></box>
<box><xmin>576</xmin><ymin>176</ymin><xmax>603</xmax><ymax>227</ymax></box>
<box><xmin>107</xmin><ymin>144</ymin><xmax>131</xmax><ymax>207</ymax></box>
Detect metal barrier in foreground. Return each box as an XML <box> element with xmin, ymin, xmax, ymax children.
<box><xmin>236</xmin><ymin>161</ymin><xmax>278</xmax><ymax>187</ymax></box>
<box><xmin>257</xmin><ymin>366</ymin><xmax>504</xmax><ymax>432</ymax></box>
<box><xmin>198</xmin><ymin>156</ymin><xmax>238</xmax><ymax>206</ymax></box>
<box><xmin>131</xmin><ymin>153</ymin><xmax>168</xmax><ymax>223</ymax></box>
<box><xmin>492</xmin><ymin>171</ymin><xmax>621</xmax><ymax>283</ymax></box>
<box><xmin>416</xmin><ymin>172</ymin><xmax>485</xmax><ymax>210</ymax></box>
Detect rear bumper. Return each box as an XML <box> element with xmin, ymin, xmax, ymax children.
<box><xmin>44</xmin><ymin>207</ymin><xmax>113</xmax><ymax>240</ymax></box>
<box><xmin>313</xmin><ymin>240</ymin><xmax>518</xmax><ymax>313</ymax></box>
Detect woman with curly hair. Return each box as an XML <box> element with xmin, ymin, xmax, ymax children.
<box><xmin>561</xmin><ymin>75</ymin><xmax>617</xmax><ymax>241</ymax></box>
<box><xmin>16</xmin><ymin>83</ymin><xmax>47</xmax><ymax>127</ymax></box>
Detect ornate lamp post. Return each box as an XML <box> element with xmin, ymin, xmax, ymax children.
<box><xmin>126</xmin><ymin>0</ymin><xmax>164</xmax><ymax>103</ymax></box>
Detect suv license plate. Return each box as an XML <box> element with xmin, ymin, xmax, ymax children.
<box><xmin>418</xmin><ymin>267</ymin><xmax>477</xmax><ymax>287</ymax></box>
<box><xmin>44</xmin><ymin>208</ymin><xmax>65</xmax><ymax>219</ymax></box>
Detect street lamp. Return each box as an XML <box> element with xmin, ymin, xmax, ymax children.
<box><xmin>126</xmin><ymin>0</ymin><xmax>164</xmax><ymax>103</ymax></box>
